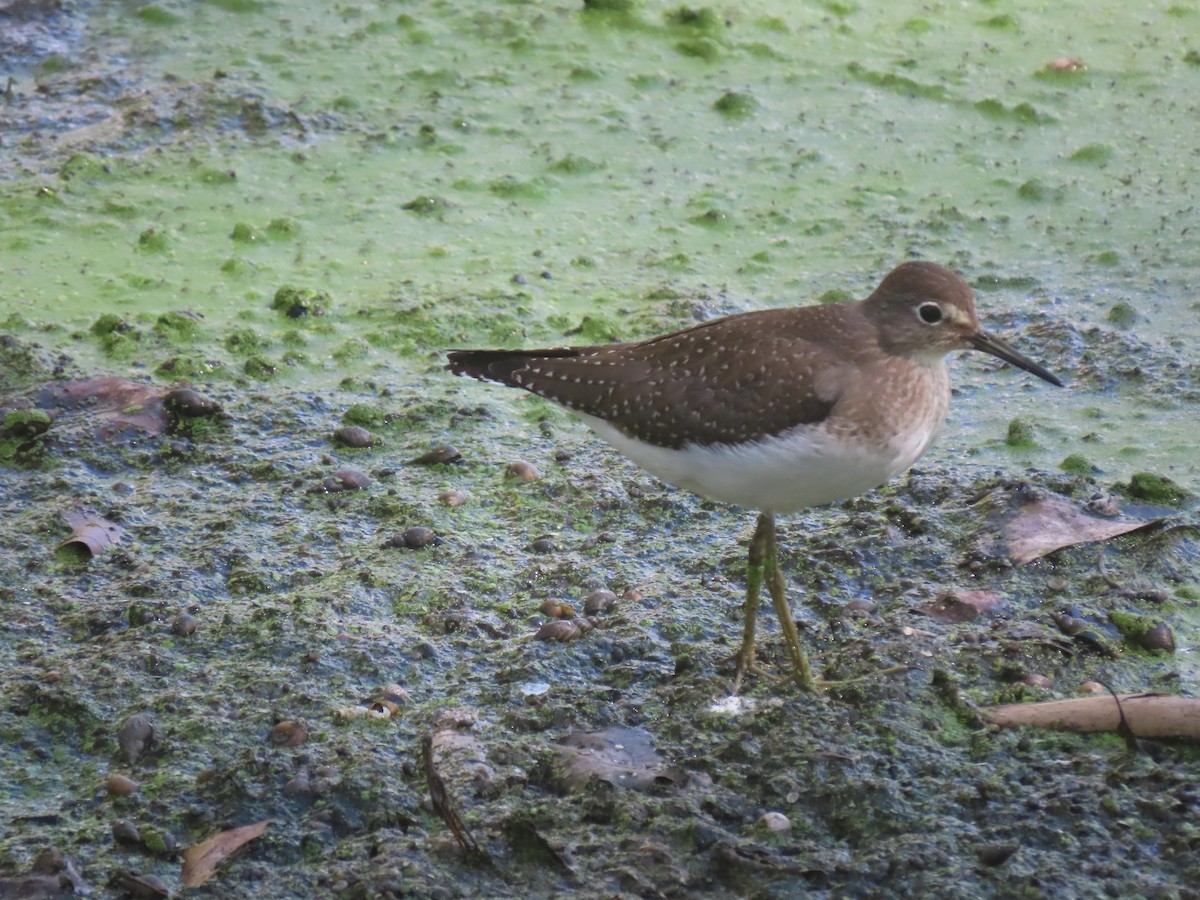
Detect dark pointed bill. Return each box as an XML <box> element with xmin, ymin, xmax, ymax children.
<box><xmin>971</xmin><ymin>332</ymin><xmax>1063</xmax><ymax>387</ymax></box>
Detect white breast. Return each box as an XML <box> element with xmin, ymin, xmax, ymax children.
<box><xmin>576</xmin><ymin>359</ymin><xmax>950</xmax><ymax>514</ymax></box>
<box><xmin>581</xmin><ymin>415</ymin><xmax>939</xmax><ymax>514</ymax></box>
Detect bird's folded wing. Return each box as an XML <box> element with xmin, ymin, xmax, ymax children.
<box><xmin>448</xmin><ymin>314</ymin><xmax>847</xmax><ymax>450</ymax></box>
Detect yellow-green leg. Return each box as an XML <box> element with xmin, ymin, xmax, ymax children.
<box><xmin>761</xmin><ymin>513</ymin><xmax>817</xmax><ymax>692</ymax></box>
<box><xmin>734</xmin><ymin>512</ymin><xmax>817</xmax><ymax>693</ymax></box>
<box><xmin>733</xmin><ymin>516</ymin><xmax>766</xmax><ymax>692</ymax></box>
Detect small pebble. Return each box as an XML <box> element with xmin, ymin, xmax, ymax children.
<box><xmin>112</xmin><ymin>872</ymin><xmax>169</xmax><ymax>900</ymax></box>
<box><xmin>117</xmin><ymin>714</ymin><xmax>155</xmax><ymax>765</ymax></box>
<box><xmin>1020</xmin><ymin>674</ymin><xmax>1052</xmax><ymax>688</ymax></box>
<box><xmin>313</xmin><ymin>468</ymin><xmax>371</xmax><ymax>493</ymax></box>
<box><xmin>410</xmin><ymin>444</ymin><xmax>461</xmax><ymax>465</ymax></box>
<box><xmin>438</xmin><ymin>489</ymin><xmax>466</xmax><ymax>507</ymax></box>
<box><xmin>758</xmin><ymin>812</ymin><xmax>790</xmax><ymax>833</ymax></box>
<box><xmin>534</xmin><ymin>618</ymin><xmax>597</xmax><ymax>642</ymax></box>
<box><xmin>112</xmin><ymin>819</ymin><xmax>141</xmax><ymax>845</ymax></box>
<box><xmin>1078</xmin><ymin>681</ymin><xmax>1104</xmax><ymax>694</ymax></box>
<box><xmin>540</xmin><ymin>599</ymin><xmax>575</xmax><ymax>619</ymax></box>
<box><xmin>977</xmin><ymin>842</ymin><xmax>1019</xmax><ymax>867</ymax></box>
<box><xmin>843</xmin><ymin>598</ymin><xmax>876</xmax><ymax>615</ymax></box>
<box><xmin>106</xmin><ymin>774</ymin><xmax>140</xmax><ymax>796</ymax></box>
<box><xmin>163</xmin><ymin>387</ymin><xmax>220</xmax><ymax>419</ymax></box>
<box><xmin>283</xmin><ymin>768</ymin><xmax>312</xmax><ymax>796</ymax></box>
<box><xmin>583</xmin><ymin>589</ymin><xmax>618</xmax><ymax>615</ymax></box>
<box><xmin>268</xmin><ymin>720</ymin><xmax>309</xmax><ymax>747</ymax></box>
<box><xmin>506</xmin><ymin>460</ymin><xmax>541</xmax><ymax>482</ymax></box>
<box><xmin>530</xmin><ymin>537</ymin><xmax>557</xmax><ymax>553</ymax></box>
<box><xmin>385</xmin><ymin>526</ymin><xmax>439</xmax><ymax>549</ymax></box>
<box><xmin>334</xmin><ymin>425</ymin><xmax>374</xmax><ymax>448</ymax></box>
<box><xmin>1138</xmin><ymin>623</ymin><xmax>1175</xmax><ymax>653</ymax></box>
<box><xmin>172</xmin><ymin>612</ymin><xmax>198</xmax><ymax>636</ymax></box>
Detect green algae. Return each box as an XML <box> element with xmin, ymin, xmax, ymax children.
<box><xmin>1124</xmin><ymin>471</ymin><xmax>1195</xmax><ymax>506</ymax></box>
<box><xmin>1</xmin><ymin>2</ymin><xmax>1199</xmax><ymax>897</ymax></box>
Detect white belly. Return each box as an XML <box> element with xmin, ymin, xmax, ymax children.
<box><xmin>581</xmin><ymin>414</ymin><xmax>941</xmax><ymax>514</ymax></box>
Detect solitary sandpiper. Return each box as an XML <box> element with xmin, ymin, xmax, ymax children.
<box><xmin>447</xmin><ymin>261</ymin><xmax>1062</xmax><ymax>691</ymax></box>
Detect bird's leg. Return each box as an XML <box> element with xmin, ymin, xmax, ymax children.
<box><xmin>732</xmin><ymin>513</ymin><xmax>768</xmax><ymax>692</ymax></box>
<box><xmin>762</xmin><ymin>513</ymin><xmax>817</xmax><ymax>693</ymax></box>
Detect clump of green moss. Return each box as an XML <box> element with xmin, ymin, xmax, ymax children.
<box><xmin>230</xmin><ymin>222</ymin><xmax>258</xmax><ymax>242</ymax></box>
<box><xmin>343</xmin><ymin>404</ymin><xmax>387</xmax><ymax>428</ymax></box>
<box><xmin>0</xmin><ymin>408</ymin><xmax>51</xmax><ymax>443</ymax></box>
<box><xmin>665</xmin><ymin>6</ymin><xmax>722</xmax><ymax>34</ymax></box>
<box><xmin>713</xmin><ymin>91</ymin><xmax>757</xmax><ymax>117</ymax></box>
<box><xmin>1123</xmin><ymin>472</ymin><xmax>1194</xmax><ymax>506</ymax></box>
<box><xmin>224</xmin><ymin>328</ymin><xmax>265</xmax><ymax>355</ymax></box>
<box><xmin>1059</xmin><ymin>454</ymin><xmax>1094</xmax><ymax>476</ymax></box>
<box><xmin>154</xmin><ymin>310</ymin><xmax>203</xmax><ymax>342</ymax></box>
<box><xmin>243</xmin><ymin>356</ymin><xmax>277</xmax><ymax>379</ymax></box>
<box><xmin>675</xmin><ymin>37</ymin><xmax>720</xmax><ymax>61</ymax></box>
<box><xmin>1105</xmin><ymin>301</ymin><xmax>1137</xmax><ymax>327</ymax></box>
<box><xmin>689</xmin><ymin>208</ymin><xmax>731</xmax><ymax>228</ymax></box>
<box><xmin>137</xmin><ymin>227</ymin><xmax>170</xmax><ymax>252</ymax></box>
<box><xmin>272</xmin><ymin>286</ymin><xmax>330</xmax><ymax>318</ymax></box>
<box><xmin>91</xmin><ymin>313</ymin><xmax>128</xmax><ymax>336</ymax></box>
<box><xmin>401</xmin><ymin>195</ymin><xmax>450</xmax><ymax>216</ymax></box>
<box><xmin>266</xmin><ymin>217</ymin><xmax>301</xmax><ymax>239</ymax></box>
<box><xmin>1005</xmin><ymin>418</ymin><xmax>1036</xmax><ymax>448</ymax></box>
<box><xmin>1068</xmin><ymin>143</ymin><xmax>1114</xmax><ymax>165</ymax></box>
<box><xmin>549</xmin><ymin>154</ymin><xmax>603</xmax><ymax>175</ymax></box>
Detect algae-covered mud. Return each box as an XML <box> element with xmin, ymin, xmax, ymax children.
<box><xmin>2</xmin><ymin>1</ymin><xmax>1199</xmax><ymax>897</ymax></box>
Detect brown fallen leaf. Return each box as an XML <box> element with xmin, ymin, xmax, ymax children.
<box><xmin>977</xmin><ymin>487</ymin><xmax>1160</xmax><ymax>564</ymax></box>
<box><xmin>555</xmin><ymin>725</ymin><xmax>686</xmax><ymax>792</ymax></box>
<box><xmin>34</xmin><ymin>376</ymin><xmax>170</xmax><ymax>438</ymax></box>
<box><xmin>61</xmin><ymin>508</ymin><xmax>124</xmax><ymax>557</ymax></box>
<box><xmin>22</xmin><ymin>376</ymin><xmax>220</xmax><ymax>442</ymax></box>
<box><xmin>920</xmin><ymin>589</ymin><xmax>1004</xmax><ymax>623</ymax></box>
<box><xmin>983</xmin><ymin>693</ymin><xmax>1200</xmax><ymax>741</ymax></box>
<box><xmin>181</xmin><ymin>819</ymin><xmax>272</xmax><ymax>888</ymax></box>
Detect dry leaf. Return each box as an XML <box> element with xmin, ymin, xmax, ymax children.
<box><xmin>60</xmin><ymin>508</ymin><xmax>124</xmax><ymax>557</ymax></box>
<box><xmin>25</xmin><ymin>377</ymin><xmax>219</xmax><ymax>442</ymax></box>
<box><xmin>555</xmin><ymin>726</ymin><xmax>686</xmax><ymax>792</ymax></box>
<box><xmin>35</xmin><ymin>376</ymin><xmax>171</xmax><ymax>438</ymax></box>
<box><xmin>977</xmin><ymin>488</ymin><xmax>1160</xmax><ymax>564</ymax></box>
<box><xmin>181</xmin><ymin>819</ymin><xmax>272</xmax><ymax>887</ymax></box>
<box><xmin>1005</xmin><ymin>495</ymin><xmax>1155</xmax><ymax>563</ymax></box>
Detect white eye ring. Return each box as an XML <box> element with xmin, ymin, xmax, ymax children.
<box><xmin>917</xmin><ymin>302</ymin><xmax>943</xmax><ymax>325</ymax></box>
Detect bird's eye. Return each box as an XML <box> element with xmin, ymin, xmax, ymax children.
<box><xmin>917</xmin><ymin>302</ymin><xmax>943</xmax><ymax>325</ymax></box>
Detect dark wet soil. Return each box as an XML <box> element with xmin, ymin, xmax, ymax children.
<box><xmin>3</xmin><ymin>317</ymin><xmax>1200</xmax><ymax>898</ymax></box>
<box><xmin>2</xmin><ymin>3</ymin><xmax>1200</xmax><ymax>899</ymax></box>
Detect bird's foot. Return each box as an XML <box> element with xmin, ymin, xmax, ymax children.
<box><xmin>730</xmin><ymin>654</ymin><xmax>909</xmax><ymax>694</ymax></box>
<box><xmin>812</xmin><ymin>664</ymin><xmax>911</xmax><ymax>689</ymax></box>
<box><xmin>731</xmin><ymin>650</ymin><xmax>776</xmax><ymax>694</ymax></box>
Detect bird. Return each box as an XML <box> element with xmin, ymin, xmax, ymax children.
<box><xmin>446</xmin><ymin>261</ymin><xmax>1062</xmax><ymax>691</ymax></box>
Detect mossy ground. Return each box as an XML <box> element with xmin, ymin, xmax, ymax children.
<box><xmin>2</xmin><ymin>1</ymin><xmax>1199</xmax><ymax>897</ymax></box>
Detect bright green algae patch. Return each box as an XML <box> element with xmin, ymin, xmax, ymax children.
<box><xmin>2</xmin><ymin>1</ymin><xmax>1200</xmax><ymax>897</ymax></box>
<box><xmin>2</xmin><ymin>0</ymin><xmax>1198</xmax><ymax>482</ymax></box>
